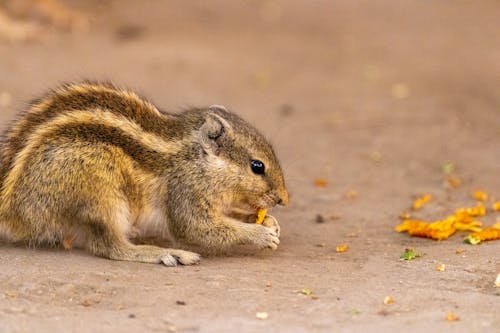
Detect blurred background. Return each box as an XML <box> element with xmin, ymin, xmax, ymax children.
<box><xmin>1</xmin><ymin>0</ymin><xmax>498</xmax><ymax>207</ymax></box>
<box><xmin>0</xmin><ymin>0</ymin><xmax>499</xmax><ymax>243</ymax></box>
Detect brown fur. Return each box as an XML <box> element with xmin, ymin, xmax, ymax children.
<box><xmin>0</xmin><ymin>82</ymin><xmax>288</xmax><ymax>266</ymax></box>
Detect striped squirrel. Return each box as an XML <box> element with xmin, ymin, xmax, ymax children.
<box><xmin>0</xmin><ymin>82</ymin><xmax>288</xmax><ymax>266</ymax></box>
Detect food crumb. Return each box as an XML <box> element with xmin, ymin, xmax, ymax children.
<box><xmin>313</xmin><ymin>178</ymin><xmax>328</xmax><ymax>188</ymax></box>
<box><xmin>493</xmin><ymin>202</ymin><xmax>500</xmax><ymax>212</ymax></box>
<box><xmin>495</xmin><ymin>273</ymin><xmax>500</xmax><ymax>288</ymax></box>
<box><xmin>383</xmin><ymin>296</ymin><xmax>394</xmax><ymax>305</ymax></box>
<box><xmin>335</xmin><ymin>244</ymin><xmax>349</xmax><ymax>253</ymax></box>
<box><xmin>300</xmin><ymin>288</ymin><xmax>313</xmax><ymax>296</ymax></box>
<box><xmin>412</xmin><ymin>194</ymin><xmax>432</xmax><ymax>210</ymax></box>
<box><xmin>445</xmin><ymin>175</ymin><xmax>462</xmax><ymax>188</ymax></box>
<box><xmin>399</xmin><ymin>212</ymin><xmax>411</xmax><ymax>220</ymax></box>
<box><xmin>445</xmin><ymin>312</ymin><xmax>459</xmax><ymax>322</ymax></box>
<box><xmin>472</xmin><ymin>190</ymin><xmax>488</xmax><ymax>201</ymax></box>
<box><xmin>256</xmin><ymin>312</ymin><xmax>269</xmax><ymax>320</ymax></box>
<box><xmin>435</xmin><ymin>263</ymin><xmax>446</xmax><ymax>272</ymax></box>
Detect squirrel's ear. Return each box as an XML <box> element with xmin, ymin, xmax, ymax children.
<box><xmin>199</xmin><ymin>113</ymin><xmax>229</xmax><ymax>155</ymax></box>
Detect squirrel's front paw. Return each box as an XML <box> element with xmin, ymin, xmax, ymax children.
<box><xmin>261</xmin><ymin>215</ymin><xmax>280</xmax><ymax>238</ymax></box>
<box><xmin>253</xmin><ymin>220</ymin><xmax>280</xmax><ymax>250</ymax></box>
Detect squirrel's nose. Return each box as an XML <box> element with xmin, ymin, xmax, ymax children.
<box><xmin>277</xmin><ymin>189</ymin><xmax>289</xmax><ymax>206</ymax></box>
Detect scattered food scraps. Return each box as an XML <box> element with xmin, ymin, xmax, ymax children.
<box><xmin>436</xmin><ymin>263</ymin><xmax>446</xmax><ymax>272</ymax></box>
<box><xmin>412</xmin><ymin>194</ymin><xmax>432</xmax><ymax>210</ymax></box>
<box><xmin>255</xmin><ymin>312</ymin><xmax>269</xmax><ymax>320</ymax></box>
<box><xmin>495</xmin><ymin>274</ymin><xmax>500</xmax><ymax>288</ymax></box>
<box><xmin>397</xmin><ymin>192</ymin><xmax>499</xmax><ymax>244</ymax></box>
<box><xmin>383</xmin><ymin>296</ymin><xmax>394</xmax><ymax>305</ymax></box>
<box><xmin>400</xmin><ymin>248</ymin><xmax>420</xmax><ymax>260</ymax></box>
<box><xmin>445</xmin><ymin>312</ymin><xmax>460</xmax><ymax>322</ymax></box>
<box><xmin>396</xmin><ymin>203</ymin><xmax>488</xmax><ymax>240</ymax></box>
<box><xmin>493</xmin><ymin>202</ymin><xmax>500</xmax><ymax>212</ymax></box>
<box><xmin>472</xmin><ymin>190</ymin><xmax>488</xmax><ymax>201</ymax></box>
<box><xmin>336</xmin><ymin>244</ymin><xmax>349</xmax><ymax>253</ymax></box>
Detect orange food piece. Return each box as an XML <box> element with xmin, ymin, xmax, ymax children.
<box><xmin>493</xmin><ymin>202</ymin><xmax>500</xmax><ymax>211</ymax></box>
<box><xmin>445</xmin><ymin>312</ymin><xmax>460</xmax><ymax>322</ymax></box>
<box><xmin>472</xmin><ymin>190</ymin><xmax>488</xmax><ymax>201</ymax></box>
<box><xmin>335</xmin><ymin>244</ymin><xmax>349</xmax><ymax>253</ymax></box>
<box><xmin>383</xmin><ymin>296</ymin><xmax>393</xmax><ymax>305</ymax></box>
<box><xmin>396</xmin><ymin>220</ymin><xmax>456</xmax><ymax>240</ymax></box>
<box><xmin>455</xmin><ymin>203</ymin><xmax>486</xmax><ymax>218</ymax></box>
<box><xmin>256</xmin><ymin>209</ymin><xmax>267</xmax><ymax>224</ymax></box>
<box><xmin>313</xmin><ymin>178</ymin><xmax>328</xmax><ymax>188</ymax></box>
<box><xmin>445</xmin><ymin>175</ymin><xmax>461</xmax><ymax>188</ymax></box>
<box><xmin>412</xmin><ymin>194</ymin><xmax>432</xmax><ymax>210</ymax></box>
<box><xmin>466</xmin><ymin>227</ymin><xmax>500</xmax><ymax>244</ymax></box>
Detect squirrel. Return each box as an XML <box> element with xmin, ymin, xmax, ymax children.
<box><xmin>0</xmin><ymin>82</ymin><xmax>288</xmax><ymax>266</ymax></box>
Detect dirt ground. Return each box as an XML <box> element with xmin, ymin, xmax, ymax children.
<box><xmin>0</xmin><ymin>1</ymin><xmax>499</xmax><ymax>332</ymax></box>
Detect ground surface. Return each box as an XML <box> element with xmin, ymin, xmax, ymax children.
<box><xmin>0</xmin><ymin>1</ymin><xmax>499</xmax><ymax>332</ymax></box>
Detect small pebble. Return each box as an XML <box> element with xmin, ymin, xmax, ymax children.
<box><xmin>315</xmin><ymin>214</ymin><xmax>325</xmax><ymax>223</ymax></box>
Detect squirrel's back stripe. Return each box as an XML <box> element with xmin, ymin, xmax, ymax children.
<box><xmin>0</xmin><ymin>82</ymin><xmax>175</xmax><ymax>184</ymax></box>
<box><xmin>1</xmin><ymin>110</ymin><xmax>184</xmax><ymax>201</ymax></box>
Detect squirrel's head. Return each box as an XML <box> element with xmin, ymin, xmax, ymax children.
<box><xmin>193</xmin><ymin>106</ymin><xmax>288</xmax><ymax>219</ymax></box>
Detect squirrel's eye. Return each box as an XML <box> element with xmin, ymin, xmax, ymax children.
<box><xmin>250</xmin><ymin>160</ymin><xmax>265</xmax><ymax>175</ymax></box>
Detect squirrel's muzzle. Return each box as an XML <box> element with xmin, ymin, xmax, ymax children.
<box><xmin>277</xmin><ymin>189</ymin><xmax>289</xmax><ymax>206</ymax></box>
